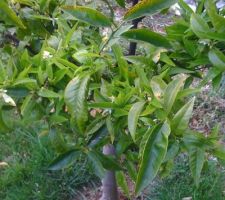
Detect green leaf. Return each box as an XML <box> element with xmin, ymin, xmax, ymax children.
<box><xmin>212</xmin><ymin>73</ymin><xmax>222</xmax><ymax>91</ymax></box>
<box><xmin>116</xmin><ymin>171</ymin><xmax>130</xmax><ymax>198</ymax></box>
<box><xmin>178</xmin><ymin>0</ymin><xmax>194</xmax><ymax>16</ymax></box>
<box><xmin>38</xmin><ymin>87</ymin><xmax>61</xmax><ymax>98</ymax></box>
<box><xmin>20</xmin><ymin>95</ymin><xmax>35</xmax><ymax>117</ymax></box>
<box><xmin>96</xmin><ymin>152</ymin><xmax>123</xmax><ymax>171</ymax></box>
<box><xmin>87</xmin><ymin>151</ymin><xmax>105</xmax><ymax>178</ymax></box>
<box><xmin>122</xmin><ymin>29</ymin><xmax>171</xmax><ymax>49</ymax></box>
<box><xmin>87</xmin><ymin>125</ymin><xmax>108</xmax><ymax>148</ymax></box>
<box><xmin>213</xmin><ymin>144</ymin><xmax>225</xmax><ymax>160</ymax></box>
<box><xmin>171</xmin><ymin>97</ymin><xmax>195</xmax><ymax>135</ymax></box>
<box><xmin>177</xmin><ymin>88</ymin><xmax>201</xmax><ymax>99</ymax></box>
<box><xmin>13</xmin><ymin>78</ymin><xmax>37</xmax><ymax>89</ymax></box>
<box><xmin>150</xmin><ymin>76</ymin><xmax>167</xmax><ymax>99</ymax></box>
<box><xmin>112</xmin><ymin>44</ymin><xmax>128</xmax><ymax>81</ymax></box>
<box><xmin>206</xmin><ymin>0</ymin><xmax>225</xmax><ymax>33</ymax></box>
<box><xmin>48</xmin><ymin>150</ymin><xmax>80</xmax><ymax>170</ymax></box>
<box><xmin>135</xmin><ymin>121</ymin><xmax>171</xmax><ymax>195</ymax></box>
<box><xmin>163</xmin><ymin>77</ymin><xmax>185</xmax><ymax>114</ymax></box>
<box><xmin>208</xmin><ymin>49</ymin><xmax>225</xmax><ymax>71</ymax></box>
<box><xmin>124</xmin><ymin>0</ymin><xmax>177</xmax><ymax>21</ymax></box>
<box><xmin>62</xmin><ymin>6</ymin><xmax>112</xmax><ymax>27</ymax></box>
<box><xmin>164</xmin><ymin>141</ymin><xmax>179</xmax><ymax>162</ymax></box>
<box><xmin>0</xmin><ymin>109</ymin><xmax>10</xmax><ymax>132</ymax></box>
<box><xmin>85</xmin><ymin>118</ymin><xmax>105</xmax><ymax>137</ymax></box>
<box><xmin>190</xmin><ymin>13</ymin><xmax>210</xmax><ymax>34</ymax></box>
<box><xmin>189</xmin><ymin>147</ymin><xmax>205</xmax><ymax>186</ymax></box>
<box><xmin>190</xmin><ymin>13</ymin><xmax>225</xmax><ymax>41</ymax></box>
<box><xmin>0</xmin><ymin>1</ymin><xmax>26</xmax><ymax>29</ymax></box>
<box><xmin>115</xmin><ymin>0</ymin><xmax>125</xmax><ymax>8</ymax></box>
<box><xmin>128</xmin><ymin>101</ymin><xmax>145</xmax><ymax>141</ymax></box>
<box><xmin>64</xmin><ymin>74</ymin><xmax>90</xmax><ymax>133</ymax></box>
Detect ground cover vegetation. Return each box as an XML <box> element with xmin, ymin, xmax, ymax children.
<box><xmin>0</xmin><ymin>0</ymin><xmax>225</xmax><ymax>199</ymax></box>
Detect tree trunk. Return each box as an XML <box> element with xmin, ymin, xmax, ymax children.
<box><xmin>128</xmin><ymin>0</ymin><xmax>143</xmax><ymax>56</ymax></box>
<box><xmin>100</xmin><ymin>144</ymin><xmax>119</xmax><ymax>200</ymax></box>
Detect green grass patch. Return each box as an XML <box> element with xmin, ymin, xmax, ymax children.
<box><xmin>0</xmin><ymin>128</ymin><xmax>96</xmax><ymax>200</ymax></box>
<box><xmin>146</xmin><ymin>156</ymin><xmax>225</xmax><ymax>200</ymax></box>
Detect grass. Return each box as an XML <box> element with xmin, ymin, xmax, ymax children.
<box><xmin>146</xmin><ymin>156</ymin><xmax>225</xmax><ymax>200</ymax></box>
<box><xmin>0</xmin><ymin>127</ymin><xmax>96</xmax><ymax>200</ymax></box>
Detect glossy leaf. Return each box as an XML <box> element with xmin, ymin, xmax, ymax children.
<box><xmin>62</xmin><ymin>6</ymin><xmax>112</xmax><ymax>27</ymax></box>
<box><xmin>124</xmin><ymin>0</ymin><xmax>177</xmax><ymax>21</ymax></box>
<box><xmin>128</xmin><ymin>101</ymin><xmax>145</xmax><ymax>141</ymax></box>
<box><xmin>64</xmin><ymin>74</ymin><xmax>90</xmax><ymax>133</ymax></box>
<box><xmin>122</xmin><ymin>29</ymin><xmax>171</xmax><ymax>49</ymax></box>
<box><xmin>189</xmin><ymin>147</ymin><xmax>205</xmax><ymax>186</ymax></box>
<box><xmin>171</xmin><ymin>97</ymin><xmax>195</xmax><ymax>135</ymax></box>
<box><xmin>208</xmin><ymin>49</ymin><xmax>225</xmax><ymax>71</ymax></box>
<box><xmin>163</xmin><ymin>77</ymin><xmax>185</xmax><ymax>114</ymax></box>
<box><xmin>135</xmin><ymin>122</ymin><xmax>171</xmax><ymax>194</ymax></box>
<box><xmin>48</xmin><ymin>150</ymin><xmax>80</xmax><ymax>170</ymax></box>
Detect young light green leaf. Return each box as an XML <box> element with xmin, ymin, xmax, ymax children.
<box><xmin>128</xmin><ymin>101</ymin><xmax>145</xmax><ymax>141</ymax></box>
<box><xmin>64</xmin><ymin>74</ymin><xmax>90</xmax><ymax>133</ymax></box>
<box><xmin>124</xmin><ymin>0</ymin><xmax>177</xmax><ymax>21</ymax></box>
<box><xmin>171</xmin><ymin>97</ymin><xmax>195</xmax><ymax>135</ymax></box>
<box><xmin>48</xmin><ymin>150</ymin><xmax>80</xmax><ymax>170</ymax></box>
<box><xmin>122</xmin><ymin>29</ymin><xmax>171</xmax><ymax>49</ymax></box>
<box><xmin>38</xmin><ymin>87</ymin><xmax>61</xmax><ymax>98</ymax></box>
<box><xmin>189</xmin><ymin>147</ymin><xmax>205</xmax><ymax>186</ymax></box>
<box><xmin>150</xmin><ymin>76</ymin><xmax>167</xmax><ymax>100</ymax></box>
<box><xmin>135</xmin><ymin>121</ymin><xmax>171</xmax><ymax>195</ymax></box>
<box><xmin>163</xmin><ymin>77</ymin><xmax>185</xmax><ymax>114</ymax></box>
<box><xmin>62</xmin><ymin>6</ymin><xmax>112</xmax><ymax>27</ymax></box>
<box><xmin>0</xmin><ymin>1</ymin><xmax>26</xmax><ymax>29</ymax></box>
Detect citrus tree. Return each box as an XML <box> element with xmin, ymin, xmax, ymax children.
<box><xmin>0</xmin><ymin>0</ymin><xmax>225</xmax><ymax>199</ymax></box>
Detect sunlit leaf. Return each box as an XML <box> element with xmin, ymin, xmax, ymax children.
<box><xmin>124</xmin><ymin>0</ymin><xmax>177</xmax><ymax>21</ymax></box>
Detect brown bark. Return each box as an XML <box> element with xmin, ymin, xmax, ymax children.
<box><xmin>100</xmin><ymin>144</ymin><xmax>119</xmax><ymax>200</ymax></box>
